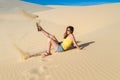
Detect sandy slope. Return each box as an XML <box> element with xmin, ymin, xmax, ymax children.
<box><xmin>0</xmin><ymin>1</ymin><xmax>120</xmax><ymax>80</ymax></box>
<box><xmin>35</xmin><ymin>3</ymin><xmax>120</xmax><ymax>36</ymax></box>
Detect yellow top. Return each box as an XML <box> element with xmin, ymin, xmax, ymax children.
<box><xmin>61</xmin><ymin>37</ymin><xmax>73</xmax><ymax>50</ymax></box>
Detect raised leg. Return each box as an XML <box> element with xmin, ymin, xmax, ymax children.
<box><xmin>36</xmin><ymin>21</ymin><xmax>59</xmax><ymax>55</ymax></box>
<box><xmin>36</xmin><ymin>22</ymin><xmax>58</xmax><ymax>42</ymax></box>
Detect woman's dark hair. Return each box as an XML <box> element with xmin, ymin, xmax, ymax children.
<box><xmin>64</xmin><ymin>26</ymin><xmax>74</xmax><ymax>39</ymax></box>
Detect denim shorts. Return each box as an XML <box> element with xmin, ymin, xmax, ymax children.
<box><xmin>57</xmin><ymin>44</ymin><xmax>64</xmax><ymax>52</ymax></box>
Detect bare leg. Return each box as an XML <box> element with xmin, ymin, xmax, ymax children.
<box><xmin>48</xmin><ymin>38</ymin><xmax>59</xmax><ymax>52</ymax></box>
<box><xmin>36</xmin><ymin>22</ymin><xmax>59</xmax><ymax>42</ymax></box>
<box><xmin>36</xmin><ymin>21</ymin><xmax>59</xmax><ymax>55</ymax></box>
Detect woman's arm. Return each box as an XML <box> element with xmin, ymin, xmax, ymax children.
<box><xmin>70</xmin><ymin>34</ymin><xmax>81</xmax><ymax>50</ymax></box>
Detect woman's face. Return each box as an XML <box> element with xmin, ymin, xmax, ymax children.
<box><xmin>66</xmin><ymin>28</ymin><xmax>71</xmax><ymax>34</ymax></box>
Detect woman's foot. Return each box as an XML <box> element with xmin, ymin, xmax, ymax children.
<box><xmin>41</xmin><ymin>51</ymin><xmax>51</xmax><ymax>57</ymax></box>
<box><xmin>36</xmin><ymin>22</ymin><xmax>43</xmax><ymax>31</ymax></box>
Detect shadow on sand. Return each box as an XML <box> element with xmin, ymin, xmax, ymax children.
<box><xmin>79</xmin><ymin>41</ymin><xmax>95</xmax><ymax>49</ymax></box>
<box><xmin>14</xmin><ymin>41</ymin><xmax>95</xmax><ymax>60</ymax></box>
<box><xmin>68</xmin><ymin>41</ymin><xmax>95</xmax><ymax>50</ymax></box>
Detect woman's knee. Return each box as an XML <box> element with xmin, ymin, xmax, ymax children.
<box><xmin>47</xmin><ymin>38</ymin><xmax>51</xmax><ymax>42</ymax></box>
<box><xmin>51</xmin><ymin>35</ymin><xmax>57</xmax><ymax>40</ymax></box>
<box><xmin>47</xmin><ymin>38</ymin><xmax>54</xmax><ymax>43</ymax></box>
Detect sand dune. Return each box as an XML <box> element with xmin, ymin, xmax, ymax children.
<box><xmin>0</xmin><ymin>0</ymin><xmax>52</xmax><ymax>13</ymax></box>
<box><xmin>0</xmin><ymin>1</ymin><xmax>120</xmax><ymax>80</ymax></box>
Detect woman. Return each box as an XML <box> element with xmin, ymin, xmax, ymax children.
<box><xmin>36</xmin><ymin>21</ymin><xmax>81</xmax><ymax>56</ymax></box>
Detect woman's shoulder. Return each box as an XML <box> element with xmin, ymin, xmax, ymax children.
<box><xmin>68</xmin><ymin>34</ymin><xmax>74</xmax><ymax>39</ymax></box>
<box><xmin>69</xmin><ymin>33</ymin><xmax>74</xmax><ymax>37</ymax></box>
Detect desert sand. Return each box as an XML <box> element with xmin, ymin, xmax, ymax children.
<box><xmin>0</xmin><ymin>0</ymin><xmax>120</xmax><ymax>80</ymax></box>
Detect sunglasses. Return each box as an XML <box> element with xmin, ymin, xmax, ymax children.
<box><xmin>67</xmin><ymin>29</ymin><xmax>71</xmax><ymax>31</ymax></box>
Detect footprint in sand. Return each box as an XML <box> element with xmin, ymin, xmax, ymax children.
<box><xmin>23</xmin><ymin>66</ymin><xmax>51</xmax><ymax>80</ymax></box>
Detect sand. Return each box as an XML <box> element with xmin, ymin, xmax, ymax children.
<box><xmin>0</xmin><ymin>0</ymin><xmax>120</xmax><ymax>80</ymax></box>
